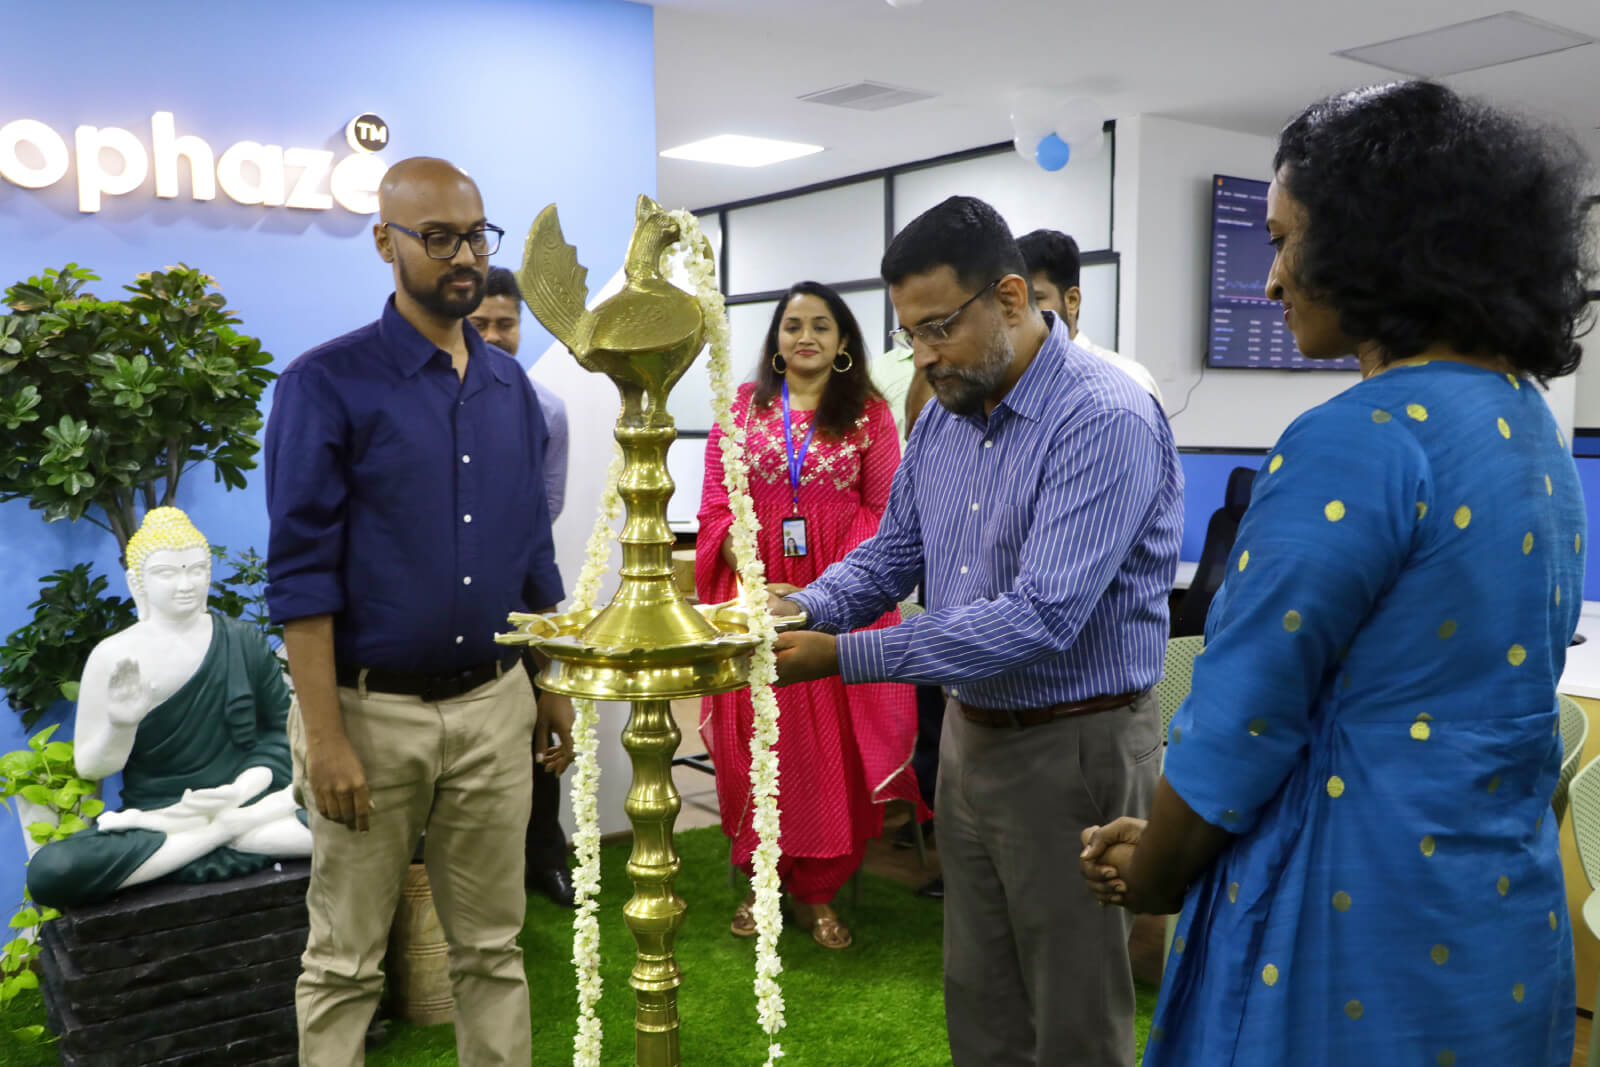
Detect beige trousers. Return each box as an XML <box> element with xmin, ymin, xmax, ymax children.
<box><xmin>289</xmin><ymin>663</ymin><xmax>536</xmax><ymax>1067</ymax></box>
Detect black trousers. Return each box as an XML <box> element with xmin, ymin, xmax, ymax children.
<box><xmin>524</xmin><ymin>679</ymin><xmax>568</xmax><ymax>871</ymax></box>
<box><xmin>912</xmin><ymin>683</ymin><xmax>945</xmax><ymax>811</ymax></box>
<box><xmin>525</xmin><ymin>753</ymin><xmax>567</xmax><ymax>871</ymax></box>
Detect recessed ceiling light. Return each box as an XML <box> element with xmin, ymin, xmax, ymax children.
<box><xmin>1335</xmin><ymin>11</ymin><xmax>1593</xmax><ymax>78</ymax></box>
<box><xmin>659</xmin><ymin>135</ymin><xmax>823</xmax><ymax>168</ymax></box>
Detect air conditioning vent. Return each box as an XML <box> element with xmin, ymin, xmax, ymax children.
<box><xmin>799</xmin><ymin>81</ymin><xmax>937</xmax><ymax>111</ymax></box>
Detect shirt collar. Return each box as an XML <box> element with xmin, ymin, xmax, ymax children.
<box><xmin>376</xmin><ymin>295</ymin><xmax>510</xmax><ymax>384</ymax></box>
<box><xmin>991</xmin><ymin>311</ymin><xmax>1068</xmax><ymax>425</ymax></box>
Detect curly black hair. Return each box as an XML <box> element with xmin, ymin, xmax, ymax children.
<box><xmin>1273</xmin><ymin>81</ymin><xmax>1594</xmax><ymax>381</ymax></box>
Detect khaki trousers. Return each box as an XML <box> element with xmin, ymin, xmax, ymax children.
<box><xmin>939</xmin><ymin>691</ymin><xmax>1162</xmax><ymax>1067</ymax></box>
<box><xmin>289</xmin><ymin>664</ymin><xmax>536</xmax><ymax>1067</ymax></box>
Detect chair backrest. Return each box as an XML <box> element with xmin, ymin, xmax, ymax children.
<box><xmin>1172</xmin><ymin>466</ymin><xmax>1256</xmax><ymax>637</ymax></box>
<box><xmin>1155</xmin><ymin>636</ymin><xmax>1205</xmax><ymax>740</ymax></box>
<box><xmin>1554</xmin><ymin>695</ymin><xmax>1590</xmax><ymax>827</ymax></box>
<box><xmin>1567</xmin><ymin>753</ymin><xmax>1600</xmax><ymax>889</ymax></box>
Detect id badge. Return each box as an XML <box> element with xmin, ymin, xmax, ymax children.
<box><xmin>781</xmin><ymin>516</ymin><xmax>809</xmax><ymax>558</ymax></box>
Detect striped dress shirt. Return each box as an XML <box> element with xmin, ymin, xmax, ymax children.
<box><xmin>789</xmin><ymin>313</ymin><xmax>1183</xmax><ymax>709</ymax></box>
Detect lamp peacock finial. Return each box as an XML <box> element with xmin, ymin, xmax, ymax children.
<box><xmin>518</xmin><ymin>194</ymin><xmax>707</xmax><ymax>421</ymax></box>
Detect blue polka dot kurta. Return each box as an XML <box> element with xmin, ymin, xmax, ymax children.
<box><xmin>1152</xmin><ymin>363</ymin><xmax>1582</xmax><ymax>1067</ymax></box>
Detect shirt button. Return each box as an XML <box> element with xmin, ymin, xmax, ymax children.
<box><xmin>984</xmin><ymin>440</ymin><xmax>994</xmax><ymax>449</ymax></box>
<box><xmin>462</xmin><ymin>454</ymin><xmax>471</xmax><ymax>463</ymax></box>
<box><xmin>455</xmin><ymin>635</ymin><xmax>464</xmax><ymax>645</ymax></box>
<box><xmin>462</xmin><ymin>576</ymin><xmax>473</xmax><ymax>586</ymax></box>
<box><xmin>960</xmin><ymin>566</ymin><xmax>969</xmax><ymax>574</ymax></box>
<box><xmin>463</xmin><ymin>514</ymin><xmax>473</xmax><ymax>523</ymax></box>
<box><xmin>970</xmin><ymin>502</ymin><xmax>979</xmax><ymax>511</ymax></box>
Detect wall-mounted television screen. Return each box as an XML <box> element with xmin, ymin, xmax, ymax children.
<box><xmin>1206</xmin><ymin>174</ymin><xmax>1359</xmax><ymax>371</ymax></box>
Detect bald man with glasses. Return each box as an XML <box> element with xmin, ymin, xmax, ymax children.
<box><xmin>267</xmin><ymin>156</ymin><xmax>569</xmax><ymax>1066</ymax></box>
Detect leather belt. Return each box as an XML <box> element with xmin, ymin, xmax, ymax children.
<box><xmin>336</xmin><ymin>650</ymin><xmax>522</xmax><ymax>703</ymax></box>
<box><xmin>957</xmin><ymin>690</ymin><xmax>1144</xmax><ymax>729</ymax></box>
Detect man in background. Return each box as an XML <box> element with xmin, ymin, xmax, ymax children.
<box><xmin>869</xmin><ymin>334</ymin><xmax>917</xmax><ymax>440</ymax></box>
<box><xmin>469</xmin><ymin>265</ymin><xmax>577</xmax><ymax>907</ymax></box>
<box><xmin>1016</xmin><ymin>228</ymin><xmax>1163</xmax><ymax>405</ymax></box>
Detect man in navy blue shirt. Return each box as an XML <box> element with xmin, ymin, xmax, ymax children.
<box><xmin>265</xmin><ymin>156</ymin><xmax>568</xmax><ymax>1066</ymax></box>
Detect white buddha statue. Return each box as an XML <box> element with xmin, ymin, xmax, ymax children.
<box><xmin>27</xmin><ymin>507</ymin><xmax>310</xmax><ymax>909</ymax></box>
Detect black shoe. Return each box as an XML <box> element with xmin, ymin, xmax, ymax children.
<box><xmin>916</xmin><ymin>876</ymin><xmax>944</xmax><ymax>900</ymax></box>
<box><xmin>893</xmin><ymin>820</ymin><xmax>933</xmax><ymax>849</ymax></box>
<box><xmin>529</xmin><ymin>866</ymin><xmax>577</xmax><ymax>907</ymax></box>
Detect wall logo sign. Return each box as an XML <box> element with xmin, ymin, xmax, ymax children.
<box><xmin>0</xmin><ymin>111</ymin><xmax>390</xmax><ymax>215</ymax></box>
<box><xmin>346</xmin><ymin>113</ymin><xmax>388</xmax><ymax>154</ymax></box>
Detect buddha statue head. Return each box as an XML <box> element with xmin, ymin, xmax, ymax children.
<box><xmin>125</xmin><ymin>507</ymin><xmax>212</xmax><ymax>624</ymax></box>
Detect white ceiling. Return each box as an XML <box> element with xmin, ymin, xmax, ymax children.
<box><xmin>649</xmin><ymin>0</ymin><xmax>1600</xmax><ymax>211</ymax></box>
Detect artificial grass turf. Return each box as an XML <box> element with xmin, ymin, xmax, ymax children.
<box><xmin>368</xmin><ymin>825</ymin><xmax>1157</xmax><ymax>1066</ymax></box>
<box><xmin>0</xmin><ymin>825</ymin><xmax>1156</xmax><ymax>1065</ymax></box>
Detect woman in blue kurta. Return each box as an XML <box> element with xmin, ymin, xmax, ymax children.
<box><xmin>1079</xmin><ymin>82</ymin><xmax>1593</xmax><ymax>1066</ymax></box>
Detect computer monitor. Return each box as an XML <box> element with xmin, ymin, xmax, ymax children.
<box><xmin>1205</xmin><ymin>174</ymin><xmax>1359</xmax><ymax>371</ymax></box>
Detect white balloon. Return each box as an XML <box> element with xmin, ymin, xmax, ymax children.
<box><xmin>1065</xmin><ymin>128</ymin><xmax>1107</xmax><ymax>162</ymax></box>
<box><xmin>1053</xmin><ymin>98</ymin><xmax>1104</xmax><ymax>148</ymax></box>
<box><xmin>1009</xmin><ymin>89</ymin><xmax>1056</xmax><ymax>146</ymax></box>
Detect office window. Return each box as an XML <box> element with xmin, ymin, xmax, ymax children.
<box><xmin>725</xmin><ymin>181</ymin><xmax>884</xmax><ymax>295</ymax></box>
<box><xmin>893</xmin><ymin>146</ymin><xmax>1113</xmax><ymax>252</ymax></box>
<box><xmin>1077</xmin><ymin>261</ymin><xmax>1119</xmax><ymax>348</ymax></box>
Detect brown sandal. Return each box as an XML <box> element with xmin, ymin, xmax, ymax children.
<box><xmin>730</xmin><ymin>891</ymin><xmax>757</xmax><ymax>938</ymax></box>
<box><xmin>791</xmin><ymin>899</ymin><xmax>853</xmax><ymax>950</ymax></box>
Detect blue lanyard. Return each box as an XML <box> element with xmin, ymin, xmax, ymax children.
<box><xmin>780</xmin><ymin>379</ymin><xmax>816</xmax><ymax>511</ymax></box>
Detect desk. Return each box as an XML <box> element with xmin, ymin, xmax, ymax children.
<box><xmin>1560</xmin><ymin>602</ymin><xmax>1600</xmax><ymax>698</ymax></box>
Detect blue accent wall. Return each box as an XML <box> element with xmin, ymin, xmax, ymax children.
<box><xmin>0</xmin><ymin>0</ymin><xmax>654</xmax><ymax>910</ymax></box>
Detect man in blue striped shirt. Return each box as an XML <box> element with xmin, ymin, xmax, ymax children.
<box><xmin>775</xmin><ymin>196</ymin><xmax>1182</xmax><ymax>1067</ymax></box>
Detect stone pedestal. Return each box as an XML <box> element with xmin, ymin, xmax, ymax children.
<box><xmin>39</xmin><ymin>861</ymin><xmax>313</xmax><ymax>1067</ymax></box>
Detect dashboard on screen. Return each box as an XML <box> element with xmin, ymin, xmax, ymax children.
<box><xmin>1206</xmin><ymin>174</ymin><xmax>1359</xmax><ymax>371</ymax></box>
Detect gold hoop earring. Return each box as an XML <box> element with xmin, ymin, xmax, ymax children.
<box><xmin>772</xmin><ymin>353</ymin><xmax>787</xmax><ymax>375</ymax></box>
<box><xmin>832</xmin><ymin>348</ymin><xmax>853</xmax><ymax>374</ymax></box>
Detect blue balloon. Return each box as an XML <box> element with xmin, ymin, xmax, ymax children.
<box><xmin>1035</xmin><ymin>133</ymin><xmax>1071</xmax><ymax>171</ymax></box>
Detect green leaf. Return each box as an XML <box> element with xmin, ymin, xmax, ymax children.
<box><xmin>0</xmin><ymin>751</ymin><xmax>41</xmax><ymax>778</ymax></box>
<box><xmin>10</xmin><ymin>1024</ymin><xmax>46</xmax><ymax>1042</ymax></box>
<box><xmin>41</xmin><ymin>741</ymin><xmax>72</xmax><ymax>763</ymax></box>
<box><xmin>6</xmin><ymin>969</ymin><xmax>39</xmax><ymax>992</ymax></box>
<box><xmin>79</xmin><ymin>797</ymin><xmax>105</xmax><ymax>818</ymax></box>
<box><xmin>39</xmin><ymin>907</ymin><xmax>60</xmax><ymax>922</ymax></box>
<box><xmin>18</xmin><ymin>785</ymin><xmax>51</xmax><ymax>805</ymax></box>
<box><xmin>8</xmin><ymin>908</ymin><xmax>40</xmax><ymax>928</ymax></box>
<box><xmin>56</xmin><ymin>812</ymin><xmax>87</xmax><ymax>835</ymax></box>
<box><xmin>26</xmin><ymin>823</ymin><xmax>54</xmax><ymax>844</ymax></box>
<box><xmin>58</xmin><ymin>680</ymin><xmax>79</xmax><ymax>702</ymax></box>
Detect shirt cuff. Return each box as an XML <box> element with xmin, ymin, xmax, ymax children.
<box><xmin>786</xmin><ymin>590</ymin><xmax>839</xmax><ymax>633</ymax></box>
<box><xmin>266</xmin><ymin>576</ymin><xmax>345</xmax><ymax>624</ymax></box>
<box><xmin>836</xmin><ymin>630</ymin><xmax>887</xmax><ymax>685</ymax></box>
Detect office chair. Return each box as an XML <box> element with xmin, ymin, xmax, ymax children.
<box><xmin>1556</xmin><ymin>695</ymin><xmax>1590</xmax><ymax>828</ymax></box>
<box><xmin>1172</xmin><ymin>466</ymin><xmax>1256</xmax><ymax>637</ymax></box>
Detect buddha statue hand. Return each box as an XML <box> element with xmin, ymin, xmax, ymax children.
<box><xmin>178</xmin><ymin>766</ymin><xmax>273</xmax><ymax>817</ymax></box>
<box><xmin>104</xmin><ymin>657</ymin><xmax>156</xmax><ymax>728</ymax></box>
<box><xmin>95</xmin><ymin>766</ymin><xmax>274</xmax><ymax>835</ymax></box>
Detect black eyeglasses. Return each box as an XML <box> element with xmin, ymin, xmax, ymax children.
<box><xmin>890</xmin><ymin>278</ymin><xmax>1001</xmax><ymax>348</ymax></box>
<box><xmin>384</xmin><ymin>222</ymin><xmax>505</xmax><ymax>260</ymax></box>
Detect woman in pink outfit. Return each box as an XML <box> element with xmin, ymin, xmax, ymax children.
<box><xmin>698</xmin><ymin>281</ymin><xmax>924</xmax><ymax>950</ymax></box>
